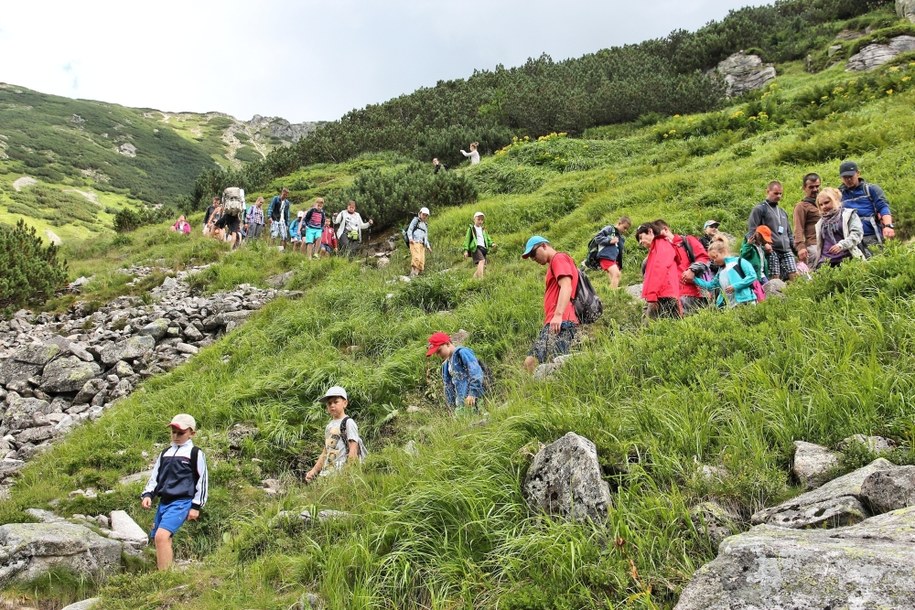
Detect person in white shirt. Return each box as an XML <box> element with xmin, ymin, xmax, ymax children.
<box><xmin>334</xmin><ymin>200</ymin><xmax>374</xmax><ymax>256</ymax></box>
<box><xmin>460</xmin><ymin>142</ymin><xmax>480</xmax><ymax>165</ymax></box>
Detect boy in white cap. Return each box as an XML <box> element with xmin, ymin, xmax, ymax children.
<box><xmin>407</xmin><ymin>207</ymin><xmax>432</xmax><ymax>276</ymax></box>
<box><xmin>463</xmin><ymin>211</ymin><xmax>493</xmax><ymax>278</ymax></box>
<box><xmin>305</xmin><ymin>386</ymin><xmax>367</xmax><ymax>482</ymax></box>
<box><xmin>141</xmin><ymin>413</ymin><xmax>208</xmax><ymax>570</ymax></box>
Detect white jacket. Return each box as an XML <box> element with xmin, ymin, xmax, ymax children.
<box><xmin>814</xmin><ymin>208</ymin><xmax>865</xmax><ymax>262</ymax></box>
<box><xmin>334</xmin><ymin>210</ymin><xmax>370</xmax><ymax>240</ymax></box>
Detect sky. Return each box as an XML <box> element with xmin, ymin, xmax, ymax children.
<box><xmin>0</xmin><ymin>0</ymin><xmax>760</xmax><ymax>123</ymax></box>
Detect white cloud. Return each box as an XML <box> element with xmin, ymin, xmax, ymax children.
<box><xmin>0</xmin><ymin>0</ymin><xmax>758</xmax><ymax>122</ymax></box>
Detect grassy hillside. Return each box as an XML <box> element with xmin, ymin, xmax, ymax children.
<box><xmin>3</xmin><ymin>25</ymin><xmax>915</xmax><ymax>610</ymax></box>
<box><xmin>0</xmin><ymin>84</ymin><xmax>317</xmax><ymax>242</ymax></box>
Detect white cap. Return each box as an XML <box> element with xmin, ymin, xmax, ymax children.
<box><xmin>473</xmin><ymin>211</ymin><xmax>485</xmax><ymax>218</ymax></box>
<box><xmin>169</xmin><ymin>413</ymin><xmax>197</xmax><ymax>431</ymax></box>
<box><xmin>319</xmin><ymin>385</ymin><xmax>348</xmax><ymax>402</ymax></box>
<box><xmin>419</xmin><ymin>207</ymin><xmax>430</xmax><ymax>216</ymax></box>
<box><xmin>297</xmin><ymin>210</ymin><xmax>305</xmax><ymax>217</ymax></box>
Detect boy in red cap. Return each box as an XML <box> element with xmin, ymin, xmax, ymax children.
<box><xmin>426</xmin><ymin>332</ymin><xmax>486</xmax><ymax>414</ymax></box>
<box><xmin>141</xmin><ymin>413</ymin><xmax>208</xmax><ymax>570</ymax></box>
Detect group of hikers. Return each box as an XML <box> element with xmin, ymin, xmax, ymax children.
<box><xmin>194</xmin><ymin>187</ymin><xmax>374</xmax><ymax>257</ymax></box>
<box><xmin>143</xmin><ymin>159</ymin><xmax>895</xmax><ymax>569</ymax></box>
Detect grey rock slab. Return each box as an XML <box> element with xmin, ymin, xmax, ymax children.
<box><xmin>0</xmin><ymin>459</ymin><xmax>26</xmax><ymax>480</ymax></box>
<box><xmin>137</xmin><ymin>318</ymin><xmax>170</xmax><ymax>341</ymax></box>
<box><xmin>119</xmin><ymin>469</ymin><xmax>152</xmax><ymax>486</ymax></box>
<box><xmin>99</xmin><ymin>335</ymin><xmax>155</xmax><ymax>365</ymax></box>
<box><xmin>24</xmin><ymin>508</ymin><xmax>65</xmax><ymax>523</ymax></box>
<box><xmin>73</xmin><ymin>378</ymin><xmax>107</xmax><ymax>405</ymax></box>
<box><xmin>40</xmin><ymin>357</ymin><xmax>102</xmax><ymax>393</ymax></box>
<box><xmin>108</xmin><ymin>510</ymin><xmax>147</xmax><ymax>548</ymax></box>
<box><xmin>792</xmin><ymin>440</ymin><xmax>840</xmax><ymax>489</ymax></box>
<box><xmin>714</xmin><ymin>52</ymin><xmax>776</xmax><ymax>97</ymax></box>
<box><xmin>14</xmin><ymin>426</ymin><xmax>54</xmax><ymax>444</ymax></box>
<box><xmin>66</xmin><ymin>342</ymin><xmax>95</xmax><ymax>363</ymax></box>
<box><xmin>847</xmin><ymin>35</ymin><xmax>915</xmax><ymax>71</ymax></box>
<box><xmin>860</xmin><ymin>465</ymin><xmax>915</xmax><ymax>514</ymax></box>
<box><xmin>900</xmin><ymin>0</ymin><xmax>915</xmax><ymax>22</ymax></box>
<box><xmin>3</xmin><ymin>396</ymin><xmax>52</xmax><ymax>429</ymax></box>
<box><xmin>838</xmin><ymin>434</ymin><xmax>895</xmax><ymax>454</ymax></box>
<box><xmin>182</xmin><ymin>324</ymin><xmax>203</xmax><ymax>341</ymax></box>
<box><xmin>522</xmin><ymin>432</ymin><xmax>611</xmax><ymax>522</ymax></box>
<box><xmin>674</xmin><ymin>507</ymin><xmax>915</xmax><ymax>610</ymax></box>
<box><xmin>0</xmin><ymin>359</ymin><xmax>42</xmax><ymax>387</ymax></box>
<box><xmin>0</xmin><ymin>521</ymin><xmax>122</xmax><ymax>586</ymax></box>
<box><xmin>752</xmin><ymin>458</ymin><xmax>895</xmax><ymax>527</ymax></box>
<box><xmin>176</xmin><ymin>343</ymin><xmax>199</xmax><ymax>355</ymax></box>
<box><xmin>13</xmin><ymin>343</ymin><xmax>62</xmax><ymax>366</ymax></box>
<box><xmin>61</xmin><ymin>599</ymin><xmax>100</xmax><ymax>610</ymax></box>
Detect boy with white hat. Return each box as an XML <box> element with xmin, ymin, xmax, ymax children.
<box><xmin>407</xmin><ymin>207</ymin><xmax>432</xmax><ymax>276</ymax></box>
<box><xmin>141</xmin><ymin>413</ymin><xmax>208</xmax><ymax>570</ymax></box>
<box><xmin>305</xmin><ymin>386</ymin><xmax>367</xmax><ymax>481</ymax></box>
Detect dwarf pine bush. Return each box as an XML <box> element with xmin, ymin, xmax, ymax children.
<box><xmin>0</xmin><ymin>219</ymin><xmax>68</xmax><ymax>311</ymax></box>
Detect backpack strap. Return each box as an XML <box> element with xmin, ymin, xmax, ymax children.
<box><xmin>340</xmin><ymin>416</ymin><xmax>351</xmax><ymax>445</ymax></box>
<box><xmin>158</xmin><ymin>445</ymin><xmax>201</xmax><ymax>488</ymax></box>
<box><xmin>680</xmin><ymin>235</ymin><xmax>696</xmax><ymax>264</ymax></box>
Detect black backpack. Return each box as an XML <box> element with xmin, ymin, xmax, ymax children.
<box><xmin>584</xmin><ymin>236</ymin><xmax>602</xmax><ymax>270</ymax></box>
<box><xmin>572</xmin><ymin>269</ymin><xmax>603</xmax><ymax>324</ymax></box>
<box><xmin>401</xmin><ymin>215</ymin><xmax>418</xmax><ymax>248</ymax></box>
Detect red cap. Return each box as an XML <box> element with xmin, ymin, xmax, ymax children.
<box><xmin>426</xmin><ymin>332</ymin><xmax>451</xmax><ymax>356</ymax></box>
<box><xmin>755</xmin><ymin>225</ymin><xmax>773</xmax><ymax>243</ymax></box>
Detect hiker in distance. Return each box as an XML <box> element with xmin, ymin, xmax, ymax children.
<box><xmin>464</xmin><ymin>211</ymin><xmax>493</xmax><ymax>279</ymax></box>
<box><xmin>592</xmin><ymin>216</ymin><xmax>631</xmax><ymax>289</ymax></box>
<box><xmin>793</xmin><ymin>173</ymin><xmax>822</xmax><ymax>265</ymax></box>
<box><xmin>267</xmin><ymin>187</ymin><xmax>291</xmax><ymax>247</ymax></box>
<box><xmin>305</xmin><ymin>386</ymin><xmax>367</xmax><ymax>481</ymax></box>
<box><xmin>141</xmin><ymin>414</ymin><xmax>208</xmax><ymax>571</ymax></box>
<box><xmin>521</xmin><ymin>236</ymin><xmax>579</xmax><ymax>373</ymax></box>
<box><xmin>426</xmin><ymin>332</ymin><xmax>486</xmax><ymax>415</ymax></box>
<box><xmin>460</xmin><ymin>142</ymin><xmax>480</xmax><ymax>165</ymax></box>
<box><xmin>747</xmin><ymin>180</ymin><xmax>797</xmax><ymax>281</ymax></box>
<box><xmin>838</xmin><ymin>160</ymin><xmax>894</xmax><ymax>255</ymax></box>
<box><xmin>334</xmin><ymin>200</ymin><xmax>374</xmax><ymax>256</ymax></box>
<box><xmin>407</xmin><ymin>207</ymin><xmax>432</xmax><ymax>276</ymax></box>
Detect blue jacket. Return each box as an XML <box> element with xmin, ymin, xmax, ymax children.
<box><xmin>839</xmin><ymin>180</ymin><xmax>890</xmax><ymax>237</ymax></box>
<box><xmin>289</xmin><ymin>218</ymin><xmax>303</xmax><ymax>238</ymax></box>
<box><xmin>442</xmin><ymin>347</ymin><xmax>485</xmax><ymax>408</ymax></box>
<box><xmin>268</xmin><ymin>195</ymin><xmax>291</xmax><ymax>224</ymax></box>
<box><xmin>694</xmin><ymin>256</ymin><xmax>758</xmax><ymax>307</ymax></box>
<box><xmin>595</xmin><ymin>225</ymin><xmax>624</xmax><ymax>268</ymax></box>
<box><xmin>141</xmin><ymin>440</ymin><xmax>208</xmax><ymax>511</ymax></box>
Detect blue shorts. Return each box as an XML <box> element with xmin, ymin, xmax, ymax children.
<box><xmin>150</xmin><ymin>498</ymin><xmax>193</xmax><ymax>537</ymax></box>
<box><xmin>528</xmin><ymin>321</ymin><xmax>576</xmax><ymax>364</ymax></box>
<box><xmin>304</xmin><ymin>227</ymin><xmax>322</xmax><ymax>244</ymax></box>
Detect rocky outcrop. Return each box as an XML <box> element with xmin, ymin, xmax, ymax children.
<box><xmin>859</xmin><ymin>465</ymin><xmax>915</xmax><ymax>513</ymax></box>
<box><xmin>522</xmin><ymin>432</ymin><xmax>611</xmax><ymax>522</ymax></box>
<box><xmin>846</xmin><ymin>35</ymin><xmax>915</xmax><ymax>71</ymax></box>
<box><xmin>245</xmin><ymin>115</ymin><xmax>319</xmax><ymax>143</ymax></box>
<box><xmin>0</xmin><ymin>266</ymin><xmax>299</xmax><ymax>492</ymax></box>
<box><xmin>751</xmin><ymin>458</ymin><xmax>894</xmax><ymax>528</ymax></box>
<box><xmin>713</xmin><ymin>52</ymin><xmax>776</xmax><ymax>97</ymax></box>
<box><xmin>675</xmin><ymin>507</ymin><xmax>915</xmax><ymax>610</ymax></box>
<box><xmin>0</xmin><ymin>522</ymin><xmax>122</xmax><ymax>586</ymax></box>
<box><xmin>898</xmin><ymin>0</ymin><xmax>915</xmax><ymax>23</ymax></box>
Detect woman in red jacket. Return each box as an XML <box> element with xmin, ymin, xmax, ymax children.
<box><xmin>636</xmin><ymin>222</ymin><xmax>682</xmax><ymax>319</ymax></box>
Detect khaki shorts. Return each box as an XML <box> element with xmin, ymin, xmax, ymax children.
<box><xmin>410</xmin><ymin>241</ymin><xmax>426</xmax><ymax>271</ymax></box>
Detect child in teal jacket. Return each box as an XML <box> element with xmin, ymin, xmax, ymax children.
<box><xmin>694</xmin><ymin>240</ymin><xmax>758</xmax><ymax>307</ymax></box>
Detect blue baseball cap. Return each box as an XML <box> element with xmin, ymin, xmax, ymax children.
<box><xmin>522</xmin><ymin>235</ymin><xmax>549</xmax><ymax>259</ymax></box>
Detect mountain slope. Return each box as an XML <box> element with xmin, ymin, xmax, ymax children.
<box><xmin>0</xmin><ymin>83</ymin><xmax>318</xmax><ymax>241</ymax></box>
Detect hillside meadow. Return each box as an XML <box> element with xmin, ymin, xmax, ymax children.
<box><xmin>3</xmin><ymin>52</ymin><xmax>915</xmax><ymax>609</ymax></box>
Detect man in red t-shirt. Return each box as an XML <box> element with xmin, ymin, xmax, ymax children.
<box><xmin>521</xmin><ymin>235</ymin><xmax>578</xmax><ymax>373</ymax></box>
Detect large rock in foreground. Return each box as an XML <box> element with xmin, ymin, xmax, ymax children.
<box><xmin>675</xmin><ymin>506</ymin><xmax>915</xmax><ymax>610</ymax></box>
<box><xmin>522</xmin><ymin>432</ymin><xmax>611</xmax><ymax>522</ymax></box>
<box><xmin>0</xmin><ymin>522</ymin><xmax>122</xmax><ymax>585</ymax></box>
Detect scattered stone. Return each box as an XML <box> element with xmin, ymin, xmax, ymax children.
<box><xmin>403</xmin><ymin>440</ymin><xmax>419</xmax><ymax>457</ymax></box>
<box><xmin>261</xmin><ymin>478</ymin><xmax>283</xmax><ymax>496</ymax></box>
<box><xmin>176</xmin><ymin>343</ymin><xmax>199</xmax><ymax>355</ymax></box>
<box><xmin>522</xmin><ymin>432</ymin><xmax>611</xmax><ymax>522</ymax></box>
<box><xmin>67</xmin><ymin>277</ymin><xmax>92</xmax><ymax>294</ymax></box>
<box><xmin>299</xmin><ymin>509</ymin><xmax>352</xmax><ymax>525</ymax></box>
<box><xmin>226</xmin><ymin>424</ymin><xmax>258</xmax><ymax>450</ymax></box>
<box><xmin>859</xmin><ymin>465</ymin><xmax>915</xmax><ymax>514</ymax></box>
<box><xmin>792</xmin><ymin>440</ymin><xmax>840</xmax><ymax>489</ymax></box>
<box><xmin>24</xmin><ymin>508</ymin><xmax>64</xmax><ymax>523</ymax></box>
<box><xmin>751</xmin><ymin>458</ymin><xmax>895</xmax><ymax>528</ymax></box>
<box><xmin>138</xmin><ymin>319</ymin><xmax>170</xmax><ymax>341</ymax></box>
<box><xmin>119</xmin><ymin>469</ymin><xmax>153</xmax><ymax>486</ymax></box>
<box><xmin>13</xmin><ymin>343</ymin><xmax>62</xmax><ymax>366</ymax></box>
<box><xmin>838</xmin><ymin>434</ymin><xmax>895</xmax><ymax>454</ymax></box>
<box><xmin>108</xmin><ymin>510</ymin><xmax>148</xmax><ymax>548</ymax></box>
<box><xmin>61</xmin><ymin>598</ymin><xmax>101</xmax><ymax>610</ymax></box>
<box><xmin>690</xmin><ymin>501</ymin><xmax>742</xmax><ymax>548</ymax></box>
<box><xmin>674</xmin><ymin>507</ymin><xmax>915</xmax><ymax>610</ymax></box>
<box><xmin>405</xmin><ymin>405</ymin><xmax>423</xmax><ymax>414</ymax></box>
<box><xmin>266</xmin><ymin>271</ymin><xmax>295</xmax><ymax>288</ymax></box>
<box><xmin>0</xmin><ymin>521</ymin><xmax>122</xmax><ymax>586</ymax></box>
<box><xmin>100</xmin><ymin>335</ymin><xmax>155</xmax><ymax>365</ymax></box>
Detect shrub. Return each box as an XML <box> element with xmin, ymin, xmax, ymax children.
<box><xmin>114</xmin><ymin>205</ymin><xmax>174</xmax><ymax>233</ymax></box>
<box><xmin>0</xmin><ymin>220</ymin><xmax>68</xmax><ymax>311</ymax></box>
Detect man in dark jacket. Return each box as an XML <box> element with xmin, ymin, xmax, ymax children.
<box><xmin>838</xmin><ymin>160</ymin><xmax>895</xmax><ymax>251</ymax></box>
<box><xmin>748</xmin><ymin>180</ymin><xmax>797</xmax><ymax>281</ymax></box>
<box><xmin>593</xmin><ymin>216</ymin><xmax>631</xmax><ymax>289</ymax></box>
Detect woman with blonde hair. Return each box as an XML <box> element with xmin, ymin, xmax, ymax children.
<box><xmin>814</xmin><ymin>186</ymin><xmax>865</xmax><ymax>268</ymax></box>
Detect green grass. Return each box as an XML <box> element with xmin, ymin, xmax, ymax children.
<box><xmin>3</xmin><ymin>35</ymin><xmax>915</xmax><ymax>610</ymax></box>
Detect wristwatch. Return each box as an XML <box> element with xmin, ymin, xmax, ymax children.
<box><xmin>883</xmin><ymin>223</ymin><xmax>895</xmax><ymax>229</ymax></box>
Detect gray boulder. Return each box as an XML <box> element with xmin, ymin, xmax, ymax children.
<box><xmin>860</xmin><ymin>465</ymin><xmax>915</xmax><ymax>514</ymax></box>
<box><xmin>0</xmin><ymin>521</ymin><xmax>122</xmax><ymax>586</ymax></box>
<box><xmin>714</xmin><ymin>52</ymin><xmax>776</xmax><ymax>97</ymax></box>
<box><xmin>690</xmin><ymin>501</ymin><xmax>742</xmax><ymax>548</ymax></box>
<box><xmin>40</xmin><ymin>357</ymin><xmax>102</xmax><ymax>393</ymax></box>
<box><xmin>792</xmin><ymin>440</ymin><xmax>840</xmax><ymax>489</ymax></box>
<box><xmin>108</xmin><ymin>510</ymin><xmax>148</xmax><ymax>548</ymax></box>
<box><xmin>100</xmin><ymin>335</ymin><xmax>155</xmax><ymax>365</ymax></box>
<box><xmin>900</xmin><ymin>0</ymin><xmax>915</xmax><ymax>22</ymax></box>
<box><xmin>0</xmin><ymin>359</ymin><xmax>42</xmax><ymax>386</ymax></box>
<box><xmin>61</xmin><ymin>599</ymin><xmax>100</xmax><ymax>610</ymax></box>
<box><xmin>522</xmin><ymin>432</ymin><xmax>611</xmax><ymax>522</ymax></box>
<box><xmin>13</xmin><ymin>343</ymin><xmax>61</xmax><ymax>366</ymax></box>
<box><xmin>73</xmin><ymin>378</ymin><xmax>107</xmax><ymax>405</ymax></box>
<box><xmin>752</xmin><ymin>458</ymin><xmax>895</xmax><ymax>528</ymax></box>
<box><xmin>138</xmin><ymin>318</ymin><xmax>170</xmax><ymax>341</ymax></box>
<box><xmin>3</xmin><ymin>396</ymin><xmax>53</xmax><ymax>430</ymax></box>
<box><xmin>847</xmin><ymin>35</ymin><xmax>915</xmax><ymax>71</ymax></box>
<box><xmin>674</xmin><ymin>507</ymin><xmax>915</xmax><ymax>610</ymax></box>
<box><xmin>838</xmin><ymin>434</ymin><xmax>895</xmax><ymax>454</ymax></box>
